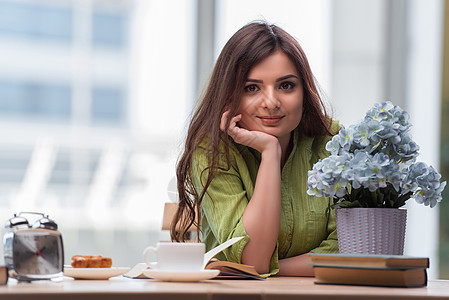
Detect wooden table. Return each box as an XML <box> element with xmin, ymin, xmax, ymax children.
<box><xmin>1</xmin><ymin>276</ymin><xmax>449</xmax><ymax>300</ymax></box>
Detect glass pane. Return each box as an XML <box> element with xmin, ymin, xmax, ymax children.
<box><xmin>92</xmin><ymin>11</ymin><xmax>126</xmax><ymax>48</ymax></box>
<box><xmin>91</xmin><ymin>86</ymin><xmax>124</xmax><ymax>123</ymax></box>
<box><xmin>0</xmin><ymin>1</ymin><xmax>72</xmax><ymax>42</ymax></box>
<box><xmin>0</xmin><ymin>79</ymin><xmax>71</xmax><ymax>119</ymax></box>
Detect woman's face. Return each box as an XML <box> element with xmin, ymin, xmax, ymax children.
<box><xmin>236</xmin><ymin>50</ymin><xmax>304</xmax><ymax>145</ymax></box>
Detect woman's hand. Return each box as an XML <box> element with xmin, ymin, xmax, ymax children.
<box><xmin>220</xmin><ymin>110</ymin><xmax>279</xmax><ymax>154</ymax></box>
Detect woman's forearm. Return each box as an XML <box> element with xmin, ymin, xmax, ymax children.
<box><xmin>241</xmin><ymin>145</ymin><xmax>282</xmax><ymax>273</ymax></box>
<box><xmin>277</xmin><ymin>253</ymin><xmax>315</xmax><ymax>277</ymax></box>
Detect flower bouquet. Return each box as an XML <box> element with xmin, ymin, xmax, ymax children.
<box><xmin>306</xmin><ymin>101</ymin><xmax>446</xmax><ymax>254</ymax></box>
<box><xmin>307</xmin><ymin>101</ymin><xmax>446</xmax><ymax>209</ymax></box>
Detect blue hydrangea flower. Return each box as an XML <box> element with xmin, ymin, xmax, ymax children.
<box><xmin>307</xmin><ymin>101</ymin><xmax>446</xmax><ymax>209</ymax></box>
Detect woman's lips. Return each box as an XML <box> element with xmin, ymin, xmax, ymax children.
<box><xmin>257</xmin><ymin>115</ymin><xmax>284</xmax><ymax>125</ymax></box>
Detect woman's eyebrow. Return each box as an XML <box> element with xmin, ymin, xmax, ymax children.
<box><xmin>246</xmin><ymin>74</ymin><xmax>298</xmax><ymax>84</ymax></box>
<box><xmin>276</xmin><ymin>74</ymin><xmax>298</xmax><ymax>82</ymax></box>
<box><xmin>246</xmin><ymin>74</ymin><xmax>298</xmax><ymax>83</ymax></box>
<box><xmin>246</xmin><ymin>78</ymin><xmax>263</xmax><ymax>83</ymax></box>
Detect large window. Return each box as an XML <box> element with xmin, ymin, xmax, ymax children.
<box><xmin>0</xmin><ymin>0</ymin><xmax>190</xmax><ymax>268</ymax></box>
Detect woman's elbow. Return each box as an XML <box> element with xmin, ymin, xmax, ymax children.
<box><xmin>242</xmin><ymin>259</ymin><xmax>270</xmax><ymax>274</ymax></box>
<box><xmin>254</xmin><ymin>264</ymin><xmax>270</xmax><ymax>274</ymax></box>
<box><xmin>241</xmin><ymin>254</ymin><xmax>270</xmax><ymax>274</ymax></box>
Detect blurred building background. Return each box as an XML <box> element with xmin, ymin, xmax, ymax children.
<box><xmin>0</xmin><ymin>0</ymin><xmax>447</xmax><ymax>278</ymax></box>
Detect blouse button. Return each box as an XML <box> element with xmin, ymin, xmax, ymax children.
<box><xmin>287</xmin><ymin>234</ymin><xmax>292</xmax><ymax>241</ymax></box>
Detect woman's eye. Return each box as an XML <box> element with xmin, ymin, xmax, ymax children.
<box><xmin>244</xmin><ymin>84</ymin><xmax>259</xmax><ymax>93</ymax></box>
<box><xmin>279</xmin><ymin>82</ymin><xmax>296</xmax><ymax>90</ymax></box>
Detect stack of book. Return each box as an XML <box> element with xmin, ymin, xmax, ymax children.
<box><xmin>309</xmin><ymin>253</ymin><xmax>429</xmax><ymax>287</ymax></box>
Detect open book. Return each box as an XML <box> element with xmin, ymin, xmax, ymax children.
<box><xmin>205</xmin><ymin>260</ymin><xmax>263</xmax><ymax>279</ymax></box>
<box><xmin>201</xmin><ymin>237</ymin><xmax>264</xmax><ymax>279</ymax></box>
<box><xmin>125</xmin><ymin>237</ymin><xmax>264</xmax><ymax>280</ymax></box>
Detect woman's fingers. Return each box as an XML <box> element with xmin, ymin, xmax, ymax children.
<box><xmin>219</xmin><ymin>110</ymin><xmax>229</xmax><ymax>132</ymax></box>
<box><xmin>220</xmin><ymin>110</ymin><xmax>242</xmax><ymax>135</ymax></box>
<box><xmin>220</xmin><ymin>110</ymin><xmax>280</xmax><ymax>153</ymax></box>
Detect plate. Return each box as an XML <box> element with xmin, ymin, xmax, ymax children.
<box><xmin>143</xmin><ymin>269</ymin><xmax>220</xmax><ymax>282</ymax></box>
<box><xmin>64</xmin><ymin>267</ymin><xmax>131</xmax><ymax>280</ymax></box>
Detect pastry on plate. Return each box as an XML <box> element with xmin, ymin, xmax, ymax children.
<box><xmin>71</xmin><ymin>255</ymin><xmax>113</xmax><ymax>268</ymax></box>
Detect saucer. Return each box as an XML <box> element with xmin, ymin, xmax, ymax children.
<box><xmin>143</xmin><ymin>269</ymin><xmax>220</xmax><ymax>282</ymax></box>
<box><xmin>64</xmin><ymin>267</ymin><xmax>130</xmax><ymax>280</ymax></box>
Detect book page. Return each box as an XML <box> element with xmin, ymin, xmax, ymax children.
<box><xmin>203</xmin><ymin>236</ymin><xmax>244</xmax><ymax>268</ymax></box>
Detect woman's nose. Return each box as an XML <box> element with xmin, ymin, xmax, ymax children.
<box><xmin>261</xmin><ymin>88</ymin><xmax>280</xmax><ymax>110</ymax></box>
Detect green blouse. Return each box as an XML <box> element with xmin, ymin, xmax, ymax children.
<box><xmin>192</xmin><ymin>123</ymin><xmax>340</xmax><ymax>276</ymax></box>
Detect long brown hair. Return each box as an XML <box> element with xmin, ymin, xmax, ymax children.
<box><xmin>171</xmin><ymin>21</ymin><xmax>333</xmax><ymax>242</ymax></box>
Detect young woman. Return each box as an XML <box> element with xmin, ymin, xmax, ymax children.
<box><xmin>171</xmin><ymin>21</ymin><xmax>339</xmax><ymax>276</ymax></box>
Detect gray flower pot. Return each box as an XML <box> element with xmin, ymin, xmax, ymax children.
<box><xmin>335</xmin><ymin>208</ymin><xmax>407</xmax><ymax>255</ymax></box>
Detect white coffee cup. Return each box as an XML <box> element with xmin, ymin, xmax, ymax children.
<box><xmin>143</xmin><ymin>242</ymin><xmax>205</xmax><ymax>272</ymax></box>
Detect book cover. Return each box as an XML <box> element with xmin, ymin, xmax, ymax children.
<box><xmin>313</xmin><ymin>265</ymin><xmax>427</xmax><ymax>287</ymax></box>
<box><xmin>309</xmin><ymin>253</ymin><xmax>429</xmax><ymax>269</ymax></box>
